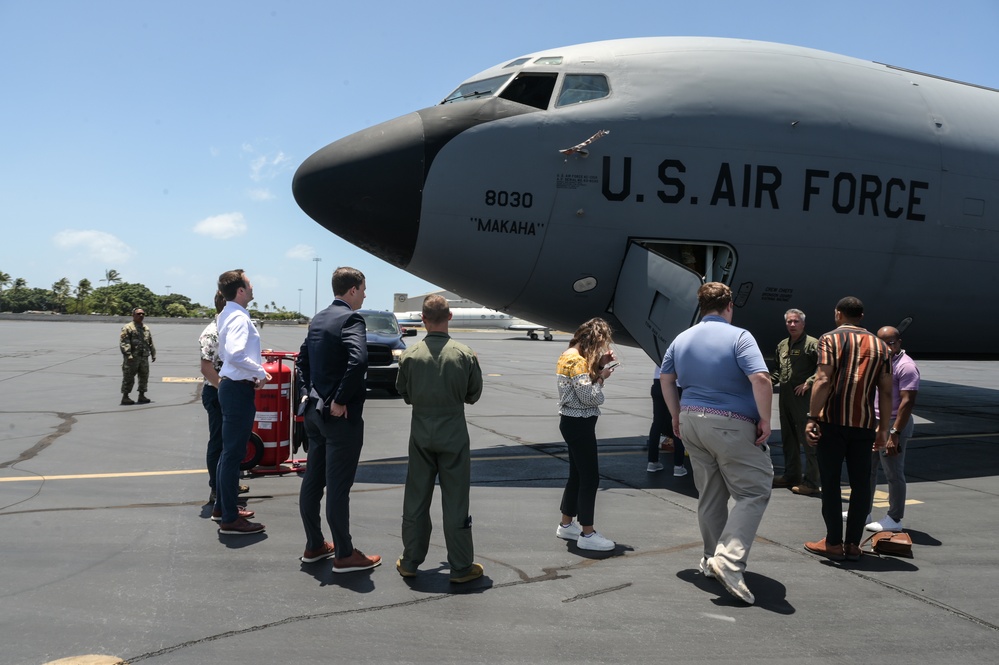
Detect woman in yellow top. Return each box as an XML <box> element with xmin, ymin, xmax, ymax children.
<box><xmin>555</xmin><ymin>318</ymin><xmax>618</xmax><ymax>551</ymax></box>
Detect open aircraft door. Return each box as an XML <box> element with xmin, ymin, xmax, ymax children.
<box><xmin>612</xmin><ymin>242</ymin><xmax>703</xmax><ymax>364</ymax></box>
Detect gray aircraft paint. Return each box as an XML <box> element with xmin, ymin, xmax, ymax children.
<box><xmin>293</xmin><ymin>37</ymin><xmax>999</xmax><ymax>360</ymax></box>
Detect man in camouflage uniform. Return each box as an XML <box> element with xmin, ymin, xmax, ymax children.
<box><xmin>120</xmin><ymin>307</ymin><xmax>156</xmax><ymax>405</ymax></box>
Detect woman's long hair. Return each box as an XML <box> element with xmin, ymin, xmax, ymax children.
<box><xmin>568</xmin><ymin>317</ymin><xmax>614</xmax><ymax>381</ymax></box>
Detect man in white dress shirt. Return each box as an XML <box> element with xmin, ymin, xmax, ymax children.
<box><xmin>214</xmin><ymin>269</ymin><xmax>269</xmax><ymax>535</ymax></box>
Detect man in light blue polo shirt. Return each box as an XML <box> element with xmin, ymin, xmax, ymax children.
<box><xmin>660</xmin><ymin>282</ymin><xmax>774</xmax><ymax>605</ymax></box>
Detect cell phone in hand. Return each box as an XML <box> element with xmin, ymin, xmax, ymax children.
<box><xmin>604</xmin><ymin>361</ymin><xmax>620</xmax><ymax>371</ymax></box>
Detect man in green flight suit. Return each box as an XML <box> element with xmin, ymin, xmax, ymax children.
<box><xmin>120</xmin><ymin>307</ymin><xmax>156</xmax><ymax>405</ymax></box>
<box><xmin>772</xmin><ymin>308</ymin><xmax>819</xmax><ymax>494</ymax></box>
<box><xmin>395</xmin><ymin>294</ymin><xmax>484</xmax><ymax>583</ymax></box>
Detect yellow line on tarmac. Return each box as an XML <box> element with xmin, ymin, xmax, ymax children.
<box><xmin>0</xmin><ymin>470</ymin><xmax>208</xmax><ymax>482</ymax></box>
<box><xmin>0</xmin><ymin>450</ymin><xmax>647</xmax><ymax>482</ymax></box>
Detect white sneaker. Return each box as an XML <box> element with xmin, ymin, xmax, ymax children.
<box><xmin>698</xmin><ymin>556</ymin><xmax>715</xmax><ymax>578</ymax></box>
<box><xmin>708</xmin><ymin>557</ymin><xmax>755</xmax><ymax>605</ymax></box>
<box><xmin>647</xmin><ymin>462</ymin><xmax>664</xmax><ymax>472</ymax></box>
<box><xmin>556</xmin><ymin>521</ymin><xmax>582</xmax><ymax>541</ymax></box>
<box><xmin>576</xmin><ymin>530</ymin><xmax>615</xmax><ymax>551</ymax></box>
<box><xmin>674</xmin><ymin>465</ymin><xmax>688</xmax><ymax>477</ymax></box>
<box><xmin>843</xmin><ymin>511</ymin><xmax>872</xmax><ymax>523</ymax></box>
<box><xmin>866</xmin><ymin>515</ymin><xmax>903</xmax><ymax>532</ymax></box>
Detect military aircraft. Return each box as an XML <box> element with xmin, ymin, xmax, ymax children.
<box><xmin>293</xmin><ymin>37</ymin><xmax>999</xmax><ymax>362</ymax></box>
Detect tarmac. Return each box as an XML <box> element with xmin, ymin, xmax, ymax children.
<box><xmin>1</xmin><ymin>318</ymin><xmax>998</xmax><ymax>665</ymax></box>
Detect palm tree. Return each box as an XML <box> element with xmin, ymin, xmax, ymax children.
<box><xmin>101</xmin><ymin>269</ymin><xmax>122</xmax><ymax>287</ymax></box>
<box><xmin>75</xmin><ymin>278</ymin><xmax>93</xmax><ymax>301</ymax></box>
<box><xmin>13</xmin><ymin>277</ymin><xmax>27</xmax><ymax>290</ymax></box>
<box><xmin>0</xmin><ymin>271</ymin><xmax>10</xmax><ymax>293</ymax></box>
<box><xmin>52</xmin><ymin>278</ymin><xmax>71</xmax><ymax>312</ymax></box>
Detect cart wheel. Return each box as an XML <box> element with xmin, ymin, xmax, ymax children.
<box><xmin>240</xmin><ymin>432</ymin><xmax>265</xmax><ymax>471</ymax></box>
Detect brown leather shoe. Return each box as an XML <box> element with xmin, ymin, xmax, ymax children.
<box><xmin>218</xmin><ymin>517</ymin><xmax>265</xmax><ymax>535</ymax></box>
<box><xmin>844</xmin><ymin>543</ymin><xmax>862</xmax><ymax>561</ymax></box>
<box><xmin>772</xmin><ymin>475</ymin><xmax>797</xmax><ymax>488</ymax></box>
<box><xmin>804</xmin><ymin>537</ymin><xmax>845</xmax><ymax>561</ymax></box>
<box><xmin>791</xmin><ymin>484</ymin><xmax>820</xmax><ymax>496</ymax></box>
<box><xmin>332</xmin><ymin>549</ymin><xmax>382</xmax><ymax>573</ymax></box>
<box><xmin>212</xmin><ymin>507</ymin><xmax>255</xmax><ymax>522</ymax></box>
<box><xmin>301</xmin><ymin>541</ymin><xmax>336</xmax><ymax>563</ymax></box>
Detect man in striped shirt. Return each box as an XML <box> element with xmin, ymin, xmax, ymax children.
<box><xmin>803</xmin><ymin>297</ymin><xmax>893</xmax><ymax>561</ymax></box>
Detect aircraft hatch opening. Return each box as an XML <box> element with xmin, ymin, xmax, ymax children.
<box><xmin>611</xmin><ymin>240</ymin><xmax>737</xmax><ymax>364</ymax></box>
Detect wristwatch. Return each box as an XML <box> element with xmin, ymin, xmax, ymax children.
<box><xmin>889</xmin><ymin>427</ymin><xmax>898</xmax><ymax>435</ymax></box>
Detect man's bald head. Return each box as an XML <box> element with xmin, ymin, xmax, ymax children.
<box><xmin>877</xmin><ymin>326</ymin><xmax>902</xmax><ymax>354</ymax></box>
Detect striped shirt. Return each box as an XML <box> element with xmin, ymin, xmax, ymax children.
<box><xmin>556</xmin><ymin>350</ymin><xmax>604</xmax><ymax>418</ymax></box>
<box><xmin>815</xmin><ymin>324</ymin><xmax>892</xmax><ymax>429</ymax></box>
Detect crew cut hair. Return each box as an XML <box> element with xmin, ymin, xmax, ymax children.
<box><xmin>836</xmin><ymin>296</ymin><xmax>864</xmax><ymax>319</ymax></box>
<box><xmin>422</xmin><ymin>293</ymin><xmax>450</xmax><ymax>325</ymax></box>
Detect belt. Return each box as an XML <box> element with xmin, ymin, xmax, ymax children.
<box><xmin>221</xmin><ymin>377</ymin><xmax>255</xmax><ymax>386</ymax></box>
<box><xmin>680</xmin><ymin>405</ymin><xmax>757</xmax><ymax>425</ymax></box>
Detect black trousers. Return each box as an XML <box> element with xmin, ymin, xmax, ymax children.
<box><xmin>816</xmin><ymin>423</ymin><xmax>874</xmax><ymax>546</ymax></box>
<box><xmin>299</xmin><ymin>407</ymin><xmax>364</xmax><ymax>558</ymax></box>
<box><xmin>647</xmin><ymin>380</ymin><xmax>685</xmax><ymax>465</ymax></box>
<box><xmin>559</xmin><ymin>415</ymin><xmax>599</xmax><ymax>526</ymax></box>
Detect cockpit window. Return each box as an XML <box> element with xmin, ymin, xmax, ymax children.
<box><xmin>556</xmin><ymin>74</ymin><xmax>610</xmax><ymax>107</ymax></box>
<box><xmin>441</xmin><ymin>74</ymin><xmax>512</xmax><ymax>104</ymax></box>
<box><xmin>534</xmin><ymin>56</ymin><xmax>563</xmax><ymax>66</ymax></box>
<box><xmin>504</xmin><ymin>57</ymin><xmax>531</xmax><ymax>68</ymax></box>
<box><xmin>498</xmin><ymin>72</ymin><xmax>558</xmax><ymax>110</ymax></box>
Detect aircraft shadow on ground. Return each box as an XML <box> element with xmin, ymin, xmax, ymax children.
<box><xmin>353</xmin><ymin>436</ymin><xmax>700</xmax><ymax>497</ymax></box>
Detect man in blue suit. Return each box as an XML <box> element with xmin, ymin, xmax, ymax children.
<box><xmin>297</xmin><ymin>266</ymin><xmax>382</xmax><ymax>572</ymax></box>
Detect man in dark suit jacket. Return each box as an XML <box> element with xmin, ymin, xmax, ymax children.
<box><xmin>297</xmin><ymin>266</ymin><xmax>382</xmax><ymax>573</ymax></box>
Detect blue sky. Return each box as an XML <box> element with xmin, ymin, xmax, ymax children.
<box><xmin>2</xmin><ymin>1</ymin><xmax>997</xmax><ymax>315</ymax></box>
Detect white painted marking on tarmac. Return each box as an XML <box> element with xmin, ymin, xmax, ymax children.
<box><xmin>842</xmin><ymin>488</ymin><xmax>924</xmax><ymax>507</ymax></box>
<box><xmin>701</xmin><ymin>613</ymin><xmax>736</xmax><ymax>623</ymax></box>
<box><xmin>162</xmin><ymin>376</ymin><xmax>203</xmax><ymax>382</ymax></box>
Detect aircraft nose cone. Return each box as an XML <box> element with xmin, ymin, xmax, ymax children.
<box><xmin>293</xmin><ymin>112</ymin><xmax>424</xmax><ymax>269</ymax></box>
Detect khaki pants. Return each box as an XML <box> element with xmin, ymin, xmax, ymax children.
<box><xmin>680</xmin><ymin>410</ymin><xmax>773</xmax><ymax>576</ymax></box>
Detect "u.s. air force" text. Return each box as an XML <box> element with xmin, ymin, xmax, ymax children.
<box><xmin>601</xmin><ymin>157</ymin><xmax>929</xmax><ymax>221</ymax></box>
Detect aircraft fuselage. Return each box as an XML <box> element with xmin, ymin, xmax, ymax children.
<box><xmin>293</xmin><ymin>38</ymin><xmax>999</xmax><ymax>359</ymax></box>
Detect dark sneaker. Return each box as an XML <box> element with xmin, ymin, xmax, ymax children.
<box><xmin>396</xmin><ymin>558</ymin><xmax>417</xmax><ymax>578</ymax></box>
<box><xmin>137</xmin><ymin>394</ymin><xmax>151</xmax><ymax>404</ymax></box>
<box><xmin>120</xmin><ymin>395</ymin><xmax>135</xmax><ymax>405</ymax></box>
<box><xmin>207</xmin><ymin>490</ymin><xmax>216</xmax><ymax>505</ymax></box>
<box><xmin>218</xmin><ymin>517</ymin><xmax>265</xmax><ymax>535</ymax></box>
<box><xmin>332</xmin><ymin>549</ymin><xmax>382</xmax><ymax>573</ymax></box>
<box><xmin>212</xmin><ymin>507</ymin><xmax>256</xmax><ymax>522</ymax></box>
<box><xmin>450</xmin><ymin>562</ymin><xmax>484</xmax><ymax>584</ymax></box>
<box><xmin>301</xmin><ymin>542</ymin><xmax>336</xmax><ymax>563</ymax></box>
<box><xmin>238</xmin><ymin>484</ymin><xmax>250</xmax><ymax>494</ymax></box>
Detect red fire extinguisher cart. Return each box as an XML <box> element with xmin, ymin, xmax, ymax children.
<box><xmin>240</xmin><ymin>350</ymin><xmax>306</xmax><ymax>475</ymax></box>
